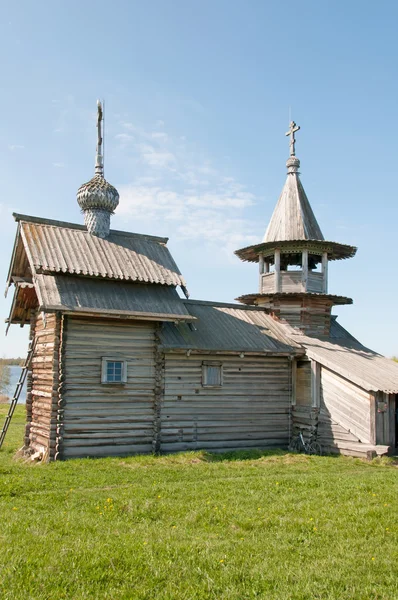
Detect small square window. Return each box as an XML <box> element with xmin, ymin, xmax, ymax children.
<box><xmin>101</xmin><ymin>358</ymin><xmax>127</xmax><ymax>384</ymax></box>
<box><xmin>202</xmin><ymin>362</ymin><xmax>223</xmax><ymax>387</ymax></box>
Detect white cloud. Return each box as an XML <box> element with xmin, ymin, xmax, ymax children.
<box><xmin>137</xmin><ymin>143</ymin><xmax>176</xmax><ymax>168</ymax></box>
<box><xmin>53</xmin><ymin>162</ymin><xmax>65</xmax><ymax>168</ymax></box>
<box><xmin>113</xmin><ymin>119</ymin><xmax>259</xmax><ymax>258</ymax></box>
<box><xmin>9</xmin><ymin>144</ymin><xmax>24</xmax><ymax>151</ymax></box>
<box><xmin>115</xmin><ymin>133</ymin><xmax>134</xmax><ymax>143</ymax></box>
<box><xmin>151</xmin><ymin>131</ymin><xmax>168</xmax><ymax>141</ymax></box>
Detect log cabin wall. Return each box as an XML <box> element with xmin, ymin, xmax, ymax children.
<box><xmin>291</xmin><ymin>359</ymin><xmax>318</xmax><ymax>442</ymax></box>
<box><xmin>256</xmin><ymin>297</ymin><xmax>332</xmax><ymax>336</ymax></box>
<box><xmin>26</xmin><ymin>310</ymin><xmax>61</xmax><ymax>459</ymax></box>
<box><xmin>319</xmin><ymin>366</ymin><xmax>372</xmax><ymax>445</ymax></box>
<box><xmin>59</xmin><ymin>317</ymin><xmax>156</xmax><ymax>459</ymax></box>
<box><xmin>160</xmin><ymin>353</ymin><xmax>291</xmax><ymax>453</ymax></box>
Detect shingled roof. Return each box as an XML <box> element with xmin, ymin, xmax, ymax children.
<box><xmin>235</xmin><ymin>150</ymin><xmax>356</xmax><ymax>263</ymax></box>
<box><xmin>263</xmin><ymin>167</ymin><xmax>324</xmax><ymax>243</ymax></box>
<box><xmin>7</xmin><ymin>214</ymin><xmax>186</xmax><ymax>289</ymax></box>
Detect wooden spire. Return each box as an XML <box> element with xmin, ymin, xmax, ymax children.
<box><xmin>263</xmin><ymin>123</ymin><xmax>324</xmax><ymax>242</ymax></box>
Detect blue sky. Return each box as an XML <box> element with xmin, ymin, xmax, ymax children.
<box><xmin>1</xmin><ymin>0</ymin><xmax>397</xmax><ymax>357</ymax></box>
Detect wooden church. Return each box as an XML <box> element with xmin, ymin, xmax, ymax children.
<box><xmin>5</xmin><ymin>104</ymin><xmax>398</xmax><ymax>460</ymax></box>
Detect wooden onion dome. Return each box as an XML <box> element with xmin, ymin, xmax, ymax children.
<box><xmin>234</xmin><ymin>122</ymin><xmax>356</xmax><ymax>335</ymax></box>
<box><xmin>77</xmin><ymin>100</ymin><xmax>119</xmax><ymax>238</ymax></box>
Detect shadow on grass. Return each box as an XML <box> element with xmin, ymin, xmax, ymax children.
<box><xmin>201</xmin><ymin>448</ymin><xmax>289</xmax><ymax>462</ymax></box>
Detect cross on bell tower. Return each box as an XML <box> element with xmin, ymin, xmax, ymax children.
<box><xmin>285</xmin><ymin>121</ymin><xmax>300</xmax><ymax>157</ymax></box>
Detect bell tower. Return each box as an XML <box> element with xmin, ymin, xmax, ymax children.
<box><xmin>235</xmin><ymin>122</ymin><xmax>357</xmax><ymax>336</ymax></box>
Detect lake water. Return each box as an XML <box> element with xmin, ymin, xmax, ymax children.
<box><xmin>3</xmin><ymin>365</ymin><xmax>27</xmax><ymax>404</ymax></box>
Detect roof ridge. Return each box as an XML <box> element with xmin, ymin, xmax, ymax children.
<box><xmin>183</xmin><ymin>298</ymin><xmax>268</xmax><ymax>311</ymax></box>
<box><xmin>13</xmin><ymin>213</ymin><xmax>168</xmax><ymax>244</ymax></box>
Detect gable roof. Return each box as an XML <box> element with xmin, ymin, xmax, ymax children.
<box><xmin>7</xmin><ymin>214</ymin><xmax>186</xmax><ymax>289</ymax></box>
<box><xmin>263</xmin><ymin>172</ymin><xmax>324</xmax><ymax>242</ymax></box>
<box><xmin>160</xmin><ymin>300</ymin><xmax>302</xmax><ymax>354</ymax></box>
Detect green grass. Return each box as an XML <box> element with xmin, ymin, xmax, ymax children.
<box><xmin>0</xmin><ymin>405</ymin><xmax>397</xmax><ymax>600</ymax></box>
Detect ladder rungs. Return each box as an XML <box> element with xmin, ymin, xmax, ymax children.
<box><xmin>0</xmin><ymin>336</ymin><xmax>38</xmax><ymax>451</ymax></box>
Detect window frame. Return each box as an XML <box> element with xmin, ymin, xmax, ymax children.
<box><xmin>202</xmin><ymin>361</ymin><xmax>223</xmax><ymax>388</ymax></box>
<box><xmin>101</xmin><ymin>357</ymin><xmax>128</xmax><ymax>385</ymax></box>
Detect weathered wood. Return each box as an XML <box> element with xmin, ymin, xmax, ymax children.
<box><xmin>161</xmin><ymin>354</ymin><xmax>291</xmax><ymax>453</ymax></box>
<box><xmin>62</xmin><ymin>317</ymin><xmax>156</xmax><ymax>459</ymax></box>
<box><xmin>311</xmin><ymin>360</ymin><xmax>320</xmax><ymax>408</ymax></box>
<box><xmin>321</xmin><ymin>251</ymin><xmax>328</xmax><ymax>293</ymax></box>
<box><xmin>274</xmin><ymin>249</ymin><xmax>281</xmax><ymax>292</ymax></box>
<box><xmin>319</xmin><ymin>366</ymin><xmax>371</xmax><ymax>444</ymax></box>
<box><xmin>302</xmin><ymin>249</ymin><xmax>308</xmax><ymax>290</ymax></box>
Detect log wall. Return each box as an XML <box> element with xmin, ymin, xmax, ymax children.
<box><xmin>160</xmin><ymin>354</ymin><xmax>291</xmax><ymax>453</ymax></box>
<box><xmin>257</xmin><ymin>297</ymin><xmax>333</xmax><ymax>336</ymax></box>
<box><xmin>26</xmin><ymin>311</ymin><xmax>61</xmax><ymax>459</ymax></box>
<box><xmin>60</xmin><ymin>317</ymin><xmax>156</xmax><ymax>459</ymax></box>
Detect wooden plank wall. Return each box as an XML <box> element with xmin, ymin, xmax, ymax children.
<box><xmin>307</xmin><ymin>272</ymin><xmax>323</xmax><ymax>293</ymax></box>
<box><xmin>60</xmin><ymin>317</ymin><xmax>156</xmax><ymax>459</ymax></box>
<box><xmin>26</xmin><ymin>311</ymin><xmax>61</xmax><ymax>459</ymax></box>
<box><xmin>261</xmin><ymin>273</ymin><xmax>275</xmax><ymax>293</ymax></box>
<box><xmin>160</xmin><ymin>354</ymin><xmax>291</xmax><ymax>453</ymax></box>
<box><xmin>319</xmin><ymin>366</ymin><xmax>371</xmax><ymax>444</ymax></box>
<box><xmin>295</xmin><ymin>360</ymin><xmax>311</xmax><ymax>406</ymax></box>
<box><xmin>280</xmin><ymin>271</ymin><xmax>302</xmax><ymax>293</ymax></box>
<box><xmin>375</xmin><ymin>392</ymin><xmax>395</xmax><ymax>446</ymax></box>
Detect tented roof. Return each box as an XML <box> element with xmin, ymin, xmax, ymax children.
<box><xmin>263</xmin><ymin>171</ymin><xmax>324</xmax><ymax>242</ymax></box>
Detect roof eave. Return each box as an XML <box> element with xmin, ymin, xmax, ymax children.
<box><xmin>40</xmin><ymin>304</ymin><xmax>197</xmax><ymax>323</ymax></box>
<box><xmin>159</xmin><ymin>346</ymin><xmax>304</xmax><ymax>356</ymax></box>
<box><xmin>235</xmin><ymin>240</ymin><xmax>357</xmax><ymax>263</ymax></box>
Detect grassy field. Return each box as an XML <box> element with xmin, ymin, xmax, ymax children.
<box><xmin>0</xmin><ymin>405</ymin><xmax>397</xmax><ymax>600</ymax></box>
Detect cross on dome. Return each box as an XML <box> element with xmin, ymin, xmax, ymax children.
<box><xmin>285</xmin><ymin>121</ymin><xmax>300</xmax><ymax>157</ymax></box>
<box><xmin>95</xmin><ymin>100</ymin><xmax>104</xmax><ymax>176</ymax></box>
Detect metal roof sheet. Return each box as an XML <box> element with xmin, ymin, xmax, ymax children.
<box><xmin>290</xmin><ymin>319</ymin><xmax>398</xmax><ymax>394</ymax></box>
<box><xmin>10</xmin><ymin>214</ymin><xmax>186</xmax><ymax>288</ymax></box>
<box><xmin>160</xmin><ymin>300</ymin><xmax>302</xmax><ymax>354</ymax></box>
<box><xmin>35</xmin><ymin>275</ymin><xmax>194</xmax><ymax>322</ymax></box>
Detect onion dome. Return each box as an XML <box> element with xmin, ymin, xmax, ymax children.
<box><xmin>77</xmin><ymin>100</ymin><xmax>119</xmax><ymax>238</ymax></box>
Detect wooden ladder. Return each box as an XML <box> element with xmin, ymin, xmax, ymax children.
<box><xmin>0</xmin><ymin>337</ymin><xmax>37</xmax><ymax>450</ymax></box>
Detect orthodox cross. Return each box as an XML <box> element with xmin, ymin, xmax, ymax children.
<box><xmin>285</xmin><ymin>121</ymin><xmax>300</xmax><ymax>156</ymax></box>
<box><xmin>95</xmin><ymin>100</ymin><xmax>104</xmax><ymax>175</ymax></box>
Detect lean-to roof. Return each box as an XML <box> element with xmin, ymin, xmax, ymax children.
<box><xmin>287</xmin><ymin>319</ymin><xmax>398</xmax><ymax>394</ymax></box>
<box><xmin>33</xmin><ymin>275</ymin><xmax>194</xmax><ymax>322</ymax></box>
<box><xmin>160</xmin><ymin>300</ymin><xmax>302</xmax><ymax>354</ymax></box>
<box><xmin>7</xmin><ymin>214</ymin><xmax>186</xmax><ymax>289</ymax></box>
